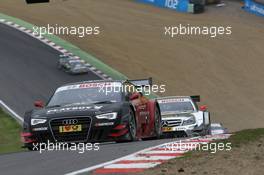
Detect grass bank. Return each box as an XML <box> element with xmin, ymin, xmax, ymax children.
<box><xmin>141</xmin><ymin>129</ymin><xmax>264</xmax><ymax>175</ymax></box>
<box><xmin>0</xmin><ymin>108</ymin><xmax>24</xmax><ymax>154</ymax></box>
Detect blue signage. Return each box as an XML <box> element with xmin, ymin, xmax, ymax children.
<box><xmin>244</xmin><ymin>0</ymin><xmax>264</xmax><ymax>17</ymax></box>
<box><xmin>137</xmin><ymin>0</ymin><xmax>190</xmax><ymax>13</ymax></box>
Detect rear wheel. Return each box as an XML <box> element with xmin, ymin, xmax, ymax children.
<box><xmin>154</xmin><ymin>106</ymin><xmax>162</xmax><ymax>139</ymax></box>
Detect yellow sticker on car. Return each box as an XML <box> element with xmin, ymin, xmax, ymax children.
<box><xmin>59</xmin><ymin>125</ymin><xmax>82</xmax><ymax>133</ymax></box>
<box><xmin>162</xmin><ymin>127</ymin><xmax>173</xmax><ymax>132</ymax></box>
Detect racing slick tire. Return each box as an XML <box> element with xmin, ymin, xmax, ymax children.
<box><xmin>154</xmin><ymin>106</ymin><xmax>162</xmax><ymax>139</ymax></box>
<box><xmin>25</xmin><ymin>143</ymin><xmax>34</xmax><ymax>151</ymax></box>
<box><xmin>127</xmin><ymin>109</ymin><xmax>137</xmax><ymax>141</ymax></box>
<box><xmin>25</xmin><ymin>143</ymin><xmax>44</xmax><ymax>151</ymax></box>
<box><xmin>116</xmin><ymin>108</ymin><xmax>137</xmax><ymax>143</ymax></box>
<box><xmin>201</xmin><ymin>112</ymin><xmax>211</xmax><ymax>136</ymax></box>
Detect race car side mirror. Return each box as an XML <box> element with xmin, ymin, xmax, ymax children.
<box><xmin>34</xmin><ymin>100</ymin><xmax>44</xmax><ymax>108</ymax></box>
<box><xmin>199</xmin><ymin>105</ymin><xmax>207</xmax><ymax>111</ymax></box>
<box><xmin>130</xmin><ymin>93</ymin><xmax>140</xmax><ymax>101</ymax></box>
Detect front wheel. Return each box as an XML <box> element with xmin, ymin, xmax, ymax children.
<box><xmin>201</xmin><ymin>112</ymin><xmax>211</xmax><ymax>136</ymax></box>
<box><xmin>115</xmin><ymin>109</ymin><xmax>137</xmax><ymax>143</ymax></box>
<box><xmin>128</xmin><ymin>109</ymin><xmax>137</xmax><ymax>141</ymax></box>
<box><xmin>26</xmin><ymin>144</ymin><xmax>34</xmax><ymax>151</ymax></box>
<box><xmin>25</xmin><ymin>143</ymin><xmax>39</xmax><ymax>151</ymax></box>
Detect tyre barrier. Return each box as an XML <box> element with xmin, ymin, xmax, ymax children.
<box><xmin>244</xmin><ymin>0</ymin><xmax>264</xmax><ymax>17</ymax></box>
<box><xmin>137</xmin><ymin>0</ymin><xmax>205</xmax><ymax>14</ymax></box>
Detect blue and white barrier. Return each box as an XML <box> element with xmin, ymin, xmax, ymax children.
<box><xmin>137</xmin><ymin>0</ymin><xmax>205</xmax><ymax>14</ymax></box>
<box><xmin>244</xmin><ymin>0</ymin><xmax>264</xmax><ymax>17</ymax></box>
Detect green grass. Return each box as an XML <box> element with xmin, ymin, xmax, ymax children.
<box><xmin>0</xmin><ymin>108</ymin><xmax>25</xmax><ymax>154</ymax></box>
<box><xmin>225</xmin><ymin>128</ymin><xmax>264</xmax><ymax>147</ymax></box>
<box><xmin>181</xmin><ymin>128</ymin><xmax>264</xmax><ymax>158</ymax></box>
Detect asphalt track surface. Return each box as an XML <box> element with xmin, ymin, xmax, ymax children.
<box><xmin>0</xmin><ymin>23</ymin><xmax>179</xmax><ymax>175</ymax></box>
<box><xmin>0</xmin><ymin>23</ymin><xmax>101</xmax><ymax>116</ymax></box>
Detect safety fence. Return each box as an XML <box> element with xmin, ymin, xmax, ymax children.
<box><xmin>137</xmin><ymin>0</ymin><xmax>205</xmax><ymax>14</ymax></box>
<box><xmin>244</xmin><ymin>0</ymin><xmax>264</xmax><ymax>16</ymax></box>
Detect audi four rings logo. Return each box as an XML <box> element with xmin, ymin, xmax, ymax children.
<box><xmin>62</xmin><ymin>119</ymin><xmax>78</xmax><ymax>125</ymax></box>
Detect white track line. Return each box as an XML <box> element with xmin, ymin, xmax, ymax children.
<box><xmin>65</xmin><ymin>137</ymin><xmax>202</xmax><ymax>175</ymax></box>
<box><xmin>65</xmin><ymin>135</ymin><xmax>229</xmax><ymax>174</ymax></box>
<box><xmin>0</xmin><ymin>100</ymin><xmax>23</xmax><ymax>124</ymax></box>
<box><xmin>125</xmin><ymin>155</ymin><xmax>176</xmax><ymax>160</ymax></box>
<box><xmin>0</xmin><ymin>18</ymin><xmax>111</xmax><ymax>80</ymax></box>
<box><xmin>104</xmin><ymin>162</ymin><xmax>160</xmax><ymax>169</ymax></box>
<box><xmin>144</xmin><ymin>150</ymin><xmax>187</xmax><ymax>154</ymax></box>
<box><xmin>65</xmin><ymin>138</ymin><xmax>188</xmax><ymax>175</ymax></box>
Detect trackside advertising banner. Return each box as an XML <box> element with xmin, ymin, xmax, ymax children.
<box><xmin>244</xmin><ymin>0</ymin><xmax>264</xmax><ymax>17</ymax></box>
<box><xmin>137</xmin><ymin>0</ymin><xmax>189</xmax><ymax>12</ymax></box>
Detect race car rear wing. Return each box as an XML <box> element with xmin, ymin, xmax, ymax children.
<box><xmin>128</xmin><ymin>77</ymin><xmax>153</xmax><ymax>87</ymax></box>
<box><xmin>190</xmin><ymin>95</ymin><xmax>200</xmax><ymax>102</ymax></box>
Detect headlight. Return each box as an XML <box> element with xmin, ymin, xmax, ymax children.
<box><xmin>95</xmin><ymin>112</ymin><xmax>117</xmax><ymax>120</ymax></box>
<box><xmin>182</xmin><ymin>117</ymin><xmax>196</xmax><ymax>126</ymax></box>
<box><xmin>31</xmin><ymin>119</ymin><xmax>47</xmax><ymax>126</ymax></box>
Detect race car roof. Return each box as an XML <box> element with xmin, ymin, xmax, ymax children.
<box><xmin>59</xmin><ymin>78</ymin><xmax>152</xmax><ymax>92</ymax></box>
<box><xmin>63</xmin><ymin>80</ymin><xmax>123</xmax><ymax>87</ymax></box>
<box><xmin>56</xmin><ymin>81</ymin><xmax>122</xmax><ymax>92</ymax></box>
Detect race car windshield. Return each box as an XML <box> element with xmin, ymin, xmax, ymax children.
<box><xmin>47</xmin><ymin>87</ymin><xmax>122</xmax><ymax>107</ymax></box>
<box><xmin>159</xmin><ymin>102</ymin><xmax>194</xmax><ymax>113</ymax></box>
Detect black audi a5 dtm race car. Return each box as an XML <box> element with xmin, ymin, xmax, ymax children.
<box><xmin>21</xmin><ymin>79</ymin><xmax>162</xmax><ymax>150</ymax></box>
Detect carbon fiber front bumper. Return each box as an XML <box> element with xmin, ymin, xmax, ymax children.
<box><xmin>22</xmin><ymin>115</ymin><xmax>131</xmax><ymax>147</ymax></box>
